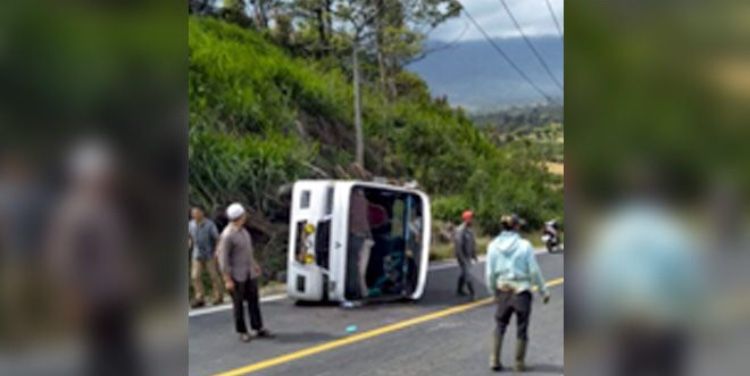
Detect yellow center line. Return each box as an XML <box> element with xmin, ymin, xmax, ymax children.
<box><xmin>214</xmin><ymin>277</ymin><xmax>564</xmax><ymax>376</ymax></box>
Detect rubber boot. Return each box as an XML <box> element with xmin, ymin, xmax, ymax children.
<box><xmin>514</xmin><ymin>339</ymin><xmax>528</xmax><ymax>372</ymax></box>
<box><xmin>456</xmin><ymin>277</ymin><xmax>466</xmax><ymax>296</ymax></box>
<box><xmin>490</xmin><ymin>332</ymin><xmax>503</xmax><ymax>371</ymax></box>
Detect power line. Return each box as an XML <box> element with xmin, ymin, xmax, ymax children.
<box><xmin>461</xmin><ymin>7</ymin><xmax>558</xmax><ymax>105</ymax></box>
<box><xmin>543</xmin><ymin>0</ymin><xmax>563</xmax><ymax>37</ymax></box>
<box><xmin>497</xmin><ymin>0</ymin><xmax>563</xmax><ymax>91</ymax></box>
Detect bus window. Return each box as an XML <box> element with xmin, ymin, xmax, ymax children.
<box><xmin>325</xmin><ymin>186</ymin><xmax>334</xmax><ymax>215</ymax></box>
<box><xmin>300</xmin><ymin>190</ymin><xmax>310</xmax><ymax>209</ymax></box>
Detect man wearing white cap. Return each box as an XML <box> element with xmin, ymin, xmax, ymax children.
<box><xmin>217</xmin><ymin>203</ymin><xmax>271</xmax><ymax>342</ymax></box>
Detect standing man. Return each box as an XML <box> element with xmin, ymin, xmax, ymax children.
<box><xmin>454</xmin><ymin>210</ymin><xmax>477</xmax><ymax>299</ymax></box>
<box><xmin>218</xmin><ymin>203</ymin><xmax>271</xmax><ymax>342</ymax></box>
<box><xmin>347</xmin><ymin>188</ymin><xmax>373</xmax><ymax>300</ymax></box>
<box><xmin>189</xmin><ymin>206</ymin><xmax>223</xmax><ymax>308</ymax></box>
<box><xmin>486</xmin><ymin>214</ymin><xmax>550</xmax><ymax>372</ymax></box>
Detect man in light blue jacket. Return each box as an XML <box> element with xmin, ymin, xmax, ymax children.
<box><xmin>485</xmin><ymin>214</ymin><xmax>550</xmax><ymax>372</ymax></box>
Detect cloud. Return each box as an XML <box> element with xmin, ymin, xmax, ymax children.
<box><xmin>429</xmin><ymin>0</ymin><xmax>564</xmax><ymax>41</ymax></box>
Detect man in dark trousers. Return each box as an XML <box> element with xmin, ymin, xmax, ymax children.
<box><xmin>486</xmin><ymin>214</ymin><xmax>550</xmax><ymax>372</ymax></box>
<box><xmin>454</xmin><ymin>210</ymin><xmax>477</xmax><ymax>299</ymax></box>
<box><xmin>218</xmin><ymin>203</ymin><xmax>272</xmax><ymax>342</ymax></box>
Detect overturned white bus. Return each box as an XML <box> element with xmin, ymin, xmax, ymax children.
<box><xmin>286</xmin><ymin>180</ymin><xmax>431</xmax><ymax>303</ymax></box>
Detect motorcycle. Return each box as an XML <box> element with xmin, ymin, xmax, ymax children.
<box><xmin>541</xmin><ymin>220</ymin><xmax>563</xmax><ymax>253</ymax></box>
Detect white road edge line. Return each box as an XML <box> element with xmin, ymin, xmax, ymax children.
<box><xmin>189</xmin><ymin>294</ymin><xmax>286</xmax><ymax>317</ymax></box>
<box><xmin>189</xmin><ymin>248</ymin><xmax>552</xmax><ymax>318</ymax></box>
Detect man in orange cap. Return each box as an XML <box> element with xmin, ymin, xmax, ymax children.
<box><xmin>454</xmin><ymin>210</ymin><xmax>477</xmax><ymax>299</ymax></box>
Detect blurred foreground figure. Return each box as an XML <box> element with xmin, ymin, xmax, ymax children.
<box><xmin>47</xmin><ymin>140</ymin><xmax>141</xmax><ymax>376</ymax></box>
<box><xmin>188</xmin><ymin>206</ymin><xmax>223</xmax><ymax>308</ymax></box>
<box><xmin>218</xmin><ymin>203</ymin><xmax>272</xmax><ymax>343</ymax></box>
<box><xmin>0</xmin><ymin>152</ymin><xmax>45</xmax><ymax>345</ymax></box>
<box><xmin>486</xmin><ymin>214</ymin><xmax>550</xmax><ymax>372</ymax></box>
<box><xmin>585</xmin><ymin>181</ymin><xmax>701</xmax><ymax>376</ymax></box>
<box><xmin>454</xmin><ymin>210</ymin><xmax>477</xmax><ymax>299</ymax></box>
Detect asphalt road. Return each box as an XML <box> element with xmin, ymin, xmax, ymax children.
<box><xmin>189</xmin><ymin>252</ymin><xmax>564</xmax><ymax>376</ymax></box>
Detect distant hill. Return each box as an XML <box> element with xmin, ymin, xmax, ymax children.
<box><xmin>473</xmin><ymin>104</ymin><xmax>563</xmax><ymax>164</ymax></box>
<box><xmin>472</xmin><ymin>104</ymin><xmax>563</xmax><ymax>134</ymax></box>
<box><xmin>408</xmin><ymin>36</ymin><xmax>563</xmax><ymax>111</ymax></box>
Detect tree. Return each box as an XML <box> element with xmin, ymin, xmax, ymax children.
<box><xmin>371</xmin><ymin>0</ymin><xmax>461</xmax><ymax>98</ymax></box>
<box><xmin>330</xmin><ymin>0</ymin><xmax>461</xmax><ymax>165</ymax></box>
<box><xmin>221</xmin><ymin>0</ymin><xmax>254</xmax><ymax>27</ymax></box>
<box><xmin>334</xmin><ymin>0</ymin><xmax>379</xmax><ymax>167</ymax></box>
<box><xmin>250</xmin><ymin>0</ymin><xmax>272</xmax><ymax>29</ymax></box>
<box><xmin>189</xmin><ymin>0</ymin><xmax>216</xmax><ymax>15</ymax></box>
<box><xmin>291</xmin><ymin>0</ymin><xmax>335</xmax><ymax>56</ymax></box>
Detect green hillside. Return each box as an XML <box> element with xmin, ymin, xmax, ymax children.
<box><xmin>188</xmin><ymin>16</ymin><xmax>562</xmax><ymax>276</ymax></box>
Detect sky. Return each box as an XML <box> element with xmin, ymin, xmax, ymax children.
<box><xmin>431</xmin><ymin>0</ymin><xmax>564</xmax><ymax>41</ymax></box>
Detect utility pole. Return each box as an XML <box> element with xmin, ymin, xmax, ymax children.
<box><xmin>352</xmin><ymin>37</ymin><xmax>364</xmax><ymax>168</ymax></box>
<box><xmin>337</xmin><ymin>0</ymin><xmax>375</xmax><ymax>169</ymax></box>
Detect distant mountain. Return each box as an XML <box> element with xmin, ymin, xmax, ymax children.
<box><xmin>408</xmin><ymin>36</ymin><xmax>563</xmax><ymax>112</ymax></box>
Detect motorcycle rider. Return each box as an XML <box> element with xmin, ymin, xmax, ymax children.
<box><xmin>486</xmin><ymin>214</ymin><xmax>550</xmax><ymax>372</ymax></box>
